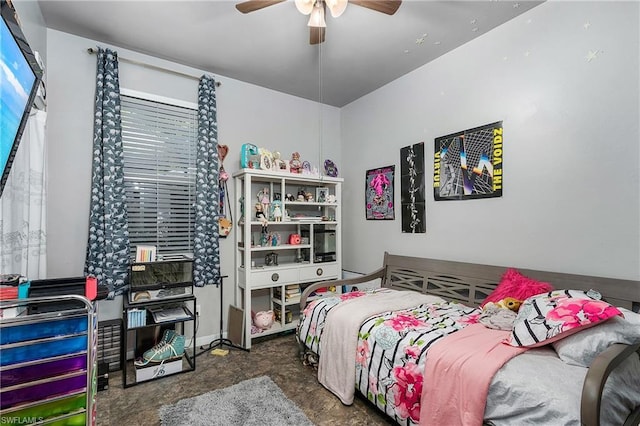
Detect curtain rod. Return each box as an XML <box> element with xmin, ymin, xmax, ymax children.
<box><xmin>87</xmin><ymin>47</ymin><xmax>221</xmax><ymax>87</ymax></box>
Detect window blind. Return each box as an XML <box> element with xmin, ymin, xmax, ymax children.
<box><xmin>121</xmin><ymin>94</ymin><xmax>197</xmax><ymax>256</ymax></box>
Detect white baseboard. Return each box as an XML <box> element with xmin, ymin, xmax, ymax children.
<box><xmin>195</xmin><ymin>333</ymin><xmax>221</xmax><ymax>348</ymax></box>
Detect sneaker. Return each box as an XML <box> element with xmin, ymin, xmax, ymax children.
<box><xmin>159</xmin><ymin>328</ymin><xmax>176</xmax><ymax>345</ymax></box>
<box><xmin>142</xmin><ymin>333</ymin><xmax>185</xmax><ymax>364</ymax></box>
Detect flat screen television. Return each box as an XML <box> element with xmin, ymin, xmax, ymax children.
<box><xmin>0</xmin><ymin>0</ymin><xmax>42</xmax><ymax>197</ymax></box>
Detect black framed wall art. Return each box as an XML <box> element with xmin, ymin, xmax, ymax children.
<box><xmin>433</xmin><ymin>121</ymin><xmax>503</xmax><ymax>201</ymax></box>
<box><xmin>365</xmin><ymin>165</ymin><xmax>395</xmax><ymax>220</ymax></box>
<box><xmin>400</xmin><ymin>142</ymin><xmax>426</xmax><ymax>233</ymax></box>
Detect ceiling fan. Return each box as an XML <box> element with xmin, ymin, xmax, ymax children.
<box><xmin>235</xmin><ymin>0</ymin><xmax>402</xmax><ymax>45</ymax></box>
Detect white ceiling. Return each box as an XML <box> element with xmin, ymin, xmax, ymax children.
<box><xmin>37</xmin><ymin>0</ymin><xmax>543</xmax><ymax>107</ymax></box>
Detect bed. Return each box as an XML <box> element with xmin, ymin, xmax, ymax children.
<box><xmin>296</xmin><ymin>253</ymin><xmax>640</xmax><ymax>426</ymax></box>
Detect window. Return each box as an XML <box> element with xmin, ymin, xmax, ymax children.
<box><xmin>120</xmin><ymin>90</ymin><xmax>197</xmax><ymax>257</ymax></box>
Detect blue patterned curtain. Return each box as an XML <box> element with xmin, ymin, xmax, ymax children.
<box><xmin>193</xmin><ymin>75</ymin><xmax>221</xmax><ymax>287</ymax></box>
<box><xmin>84</xmin><ymin>47</ymin><xmax>130</xmax><ymax>298</ymax></box>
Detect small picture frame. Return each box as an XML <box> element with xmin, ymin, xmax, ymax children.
<box><xmin>316</xmin><ymin>187</ymin><xmax>329</xmax><ymax>203</ymax></box>
<box><xmin>274</xmin><ymin>159</ymin><xmax>289</xmax><ymax>172</ymax></box>
<box><xmin>260</xmin><ymin>153</ymin><xmax>272</xmax><ymax>170</ymax></box>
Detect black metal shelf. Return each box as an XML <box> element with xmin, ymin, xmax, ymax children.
<box><xmin>122</xmin><ymin>296</ymin><xmax>196</xmax><ymax>388</ymax></box>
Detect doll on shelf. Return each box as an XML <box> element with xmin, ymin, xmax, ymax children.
<box><xmin>255</xmin><ymin>203</ymin><xmax>268</xmax><ymax>233</ymax></box>
<box><xmin>272</xmin><ymin>200</ymin><xmax>283</xmax><ymax>222</ymax></box>
<box><xmin>257</xmin><ymin>187</ymin><xmax>270</xmax><ymax>213</ymax></box>
<box><xmin>290</xmin><ymin>152</ymin><xmax>302</xmax><ymax>174</ymax></box>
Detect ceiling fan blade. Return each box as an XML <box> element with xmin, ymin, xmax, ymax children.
<box><xmin>349</xmin><ymin>0</ymin><xmax>402</xmax><ymax>15</ymax></box>
<box><xmin>310</xmin><ymin>26</ymin><xmax>326</xmax><ymax>45</ymax></box>
<box><xmin>235</xmin><ymin>0</ymin><xmax>286</xmax><ymax>14</ymax></box>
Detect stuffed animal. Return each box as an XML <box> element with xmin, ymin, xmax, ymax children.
<box><xmin>218</xmin><ymin>217</ymin><xmax>232</xmax><ymax>237</ymax></box>
<box><xmin>253</xmin><ymin>310</ymin><xmax>274</xmax><ymax>330</ymax></box>
<box><xmin>490</xmin><ymin>297</ymin><xmax>522</xmax><ymax>312</ymax></box>
<box><xmin>478</xmin><ymin>297</ymin><xmax>522</xmax><ymax>330</ymax></box>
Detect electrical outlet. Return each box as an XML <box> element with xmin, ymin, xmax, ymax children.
<box><xmin>196</xmin><ymin>305</ymin><xmax>201</xmax><ymax>316</ymax></box>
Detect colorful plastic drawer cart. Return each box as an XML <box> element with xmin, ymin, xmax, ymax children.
<box><xmin>0</xmin><ymin>295</ymin><xmax>97</xmax><ymax>426</ymax></box>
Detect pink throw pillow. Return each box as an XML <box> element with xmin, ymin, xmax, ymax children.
<box><xmin>481</xmin><ymin>268</ymin><xmax>554</xmax><ymax>309</ymax></box>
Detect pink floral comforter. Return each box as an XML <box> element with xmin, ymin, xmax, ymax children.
<box><xmin>297</xmin><ymin>289</ymin><xmax>481</xmax><ymax>424</ymax></box>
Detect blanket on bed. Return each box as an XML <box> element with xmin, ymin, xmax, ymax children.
<box><xmin>419</xmin><ymin>323</ymin><xmax>528</xmax><ymax>426</ymax></box>
<box><xmin>317</xmin><ymin>289</ymin><xmax>444</xmax><ymax>405</ymax></box>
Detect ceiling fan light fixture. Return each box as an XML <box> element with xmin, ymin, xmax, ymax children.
<box><xmin>307</xmin><ymin>3</ymin><xmax>326</xmax><ymax>28</ymax></box>
<box><xmin>326</xmin><ymin>0</ymin><xmax>347</xmax><ymax>18</ymax></box>
<box><xmin>295</xmin><ymin>0</ymin><xmax>314</xmax><ymax>15</ymax></box>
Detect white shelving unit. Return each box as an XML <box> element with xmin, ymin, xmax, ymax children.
<box><xmin>233</xmin><ymin>168</ymin><xmax>343</xmax><ymax>349</ymax></box>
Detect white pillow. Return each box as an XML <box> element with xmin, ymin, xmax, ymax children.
<box><xmin>551</xmin><ymin>307</ymin><xmax>640</xmax><ymax>367</ymax></box>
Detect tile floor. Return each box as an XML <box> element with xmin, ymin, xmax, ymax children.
<box><xmin>96</xmin><ymin>332</ymin><xmax>393</xmax><ymax>425</ymax></box>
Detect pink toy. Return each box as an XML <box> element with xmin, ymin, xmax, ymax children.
<box><xmin>257</xmin><ymin>187</ymin><xmax>270</xmax><ymax>213</ymax></box>
<box><xmin>253</xmin><ymin>310</ymin><xmax>275</xmax><ymax>330</ymax></box>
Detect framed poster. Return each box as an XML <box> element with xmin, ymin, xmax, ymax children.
<box><xmin>434</xmin><ymin>121</ymin><xmax>503</xmax><ymax>201</ymax></box>
<box><xmin>400</xmin><ymin>142</ymin><xmax>426</xmax><ymax>233</ymax></box>
<box><xmin>365</xmin><ymin>166</ymin><xmax>394</xmax><ymax>220</ymax></box>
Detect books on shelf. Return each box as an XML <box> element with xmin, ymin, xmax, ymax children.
<box><xmin>135</xmin><ymin>245</ymin><xmax>157</xmax><ymax>262</ymax></box>
<box><xmin>274</xmin><ymin>285</ymin><xmax>301</xmax><ymax>302</ymax></box>
<box><xmin>273</xmin><ymin>290</ymin><xmax>298</xmax><ymax>299</ymax></box>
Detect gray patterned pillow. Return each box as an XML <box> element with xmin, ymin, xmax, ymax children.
<box><xmin>551</xmin><ymin>308</ymin><xmax>640</xmax><ymax>367</ymax></box>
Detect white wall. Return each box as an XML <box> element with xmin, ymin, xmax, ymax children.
<box><xmin>341</xmin><ymin>1</ymin><xmax>640</xmax><ymax>281</ymax></box>
<box><xmin>15</xmin><ymin>0</ymin><xmax>640</xmax><ymax>342</ymax></box>
<box><xmin>45</xmin><ymin>29</ymin><xmax>340</xmax><ymax>336</ymax></box>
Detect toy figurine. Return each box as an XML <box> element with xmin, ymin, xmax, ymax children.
<box><xmin>324</xmin><ymin>159</ymin><xmax>338</xmax><ymax>177</ymax></box>
<box><xmin>290</xmin><ymin>152</ymin><xmax>302</xmax><ymax>174</ymax></box>
<box><xmin>255</xmin><ymin>203</ymin><xmax>268</xmax><ymax>233</ymax></box>
<box><xmin>257</xmin><ymin>187</ymin><xmax>270</xmax><ymax>213</ymax></box>
<box><xmin>272</xmin><ymin>200</ymin><xmax>283</xmax><ymax>222</ymax></box>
